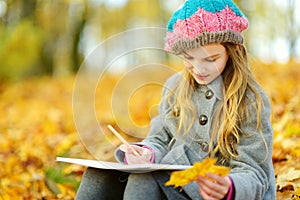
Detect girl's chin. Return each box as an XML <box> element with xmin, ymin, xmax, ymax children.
<box><xmin>194</xmin><ymin>77</ymin><xmax>211</xmax><ymax>85</ymax></box>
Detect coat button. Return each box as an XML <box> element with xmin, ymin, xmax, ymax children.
<box><xmin>205</xmin><ymin>90</ymin><xmax>214</xmax><ymax>99</ymax></box>
<box><xmin>201</xmin><ymin>142</ymin><xmax>209</xmax><ymax>152</ymax></box>
<box><xmin>199</xmin><ymin>115</ymin><xmax>208</xmax><ymax>125</ymax></box>
<box><xmin>194</xmin><ymin>138</ymin><xmax>209</xmax><ymax>152</ymax></box>
<box><xmin>173</xmin><ymin>107</ymin><xmax>180</xmax><ymax>117</ymax></box>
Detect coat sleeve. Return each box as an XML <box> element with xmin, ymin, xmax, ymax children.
<box><xmin>229</xmin><ymin>90</ymin><xmax>276</xmax><ymax>200</ymax></box>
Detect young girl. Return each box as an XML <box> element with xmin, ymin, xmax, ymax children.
<box><xmin>76</xmin><ymin>0</ymin><xmax>276</xmax><ymax>199</ymax></box>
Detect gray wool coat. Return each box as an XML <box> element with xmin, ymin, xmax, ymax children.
<box><xmin>115</xmin><ymin>73</ymin><xmax>276</xmax><ymax>200</ymax></box>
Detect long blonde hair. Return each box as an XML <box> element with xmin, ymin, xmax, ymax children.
<box><xmin>166</xmin><ymin>43</ymin><xmax>266</xmax><ymax>163</ymax></box>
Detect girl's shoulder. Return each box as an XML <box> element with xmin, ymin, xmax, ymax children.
<box><xmin>165</xmin><ymin>72</ymin><xmax>182</xmax><ymax>85</ymax></box>
<box><xmin>245</xmin><ymin>82</ymin><xmax>271</xmax><ymax>108</ymax></box>
<box><xmin>246</xmin><ymin>82</ymin><xmax>268</xmax><ymax>97</ymax></box>
<box><xmin>163</xmin><ymin>72</ymin><xmax>183</xmax><ymax>90</ymax></box>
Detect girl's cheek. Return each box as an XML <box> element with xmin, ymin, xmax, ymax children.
<box><xmin>185</xmin><ymin>66</ymin><xmax>194</xmax><ymax>73</ymax></box>
<box><xmin>183</xmin><ymin>60</ymin><xmax>188</xmax><ymax>66</ymax></box>
<box><xmin>183</xmin><ymin>60</ymin><xmax>194</xmax><ymax>70</ymax></box>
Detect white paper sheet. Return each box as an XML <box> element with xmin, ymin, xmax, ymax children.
<box><xmin>56</xmin><ymin>157</ymin><xmax>191</xmax><ymax>173</ymax></box>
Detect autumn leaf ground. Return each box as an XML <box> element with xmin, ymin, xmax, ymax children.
<box><xmin>0</xmin><ymin>62</ymin><xmax>299</xmax><ymax>199</ymax></box>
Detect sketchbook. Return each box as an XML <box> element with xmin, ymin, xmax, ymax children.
<box><xmin>56</xmin><ymin>157</ymin><xmax>191</xmax><ymax>173</ymax></box>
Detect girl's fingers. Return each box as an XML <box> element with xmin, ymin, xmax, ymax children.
<box><xmin>199</xmin><ymin>186</ymin><xmax>218</xmax><ymax>200</ymax></box>
<box><xmin>120</xmin><ymin>144</ymin><xmax>139</xmax><ymax>154</ymax></box>
<box><xmin>205</xmin><ymin>173</ymin><xmax>230</xmax><ymax>186</ymax></box>
<box><xmin>120</xmin><ymin>144</ymin><xmax>152</xmax><ymax>164</ymax></box>
<box><xmin>119</xmin><ymin>144</ymin><xmax>131</xmax><ymax>153</ymax></box>
<box><xmin>198</xmin><ymin>179</ymin><xmax>224</xmax><ymax>199</ymax></box>
<box><xmin>120</xmin><ymin>144</ymin><xmax>143</xmax><ymax>154</ymax></box>
<box><xmin>197</xmin><ymin>175</ymin><xmax>230</xmax><ymax>199</ymax></box>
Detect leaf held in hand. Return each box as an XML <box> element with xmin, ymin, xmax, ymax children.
<box><xmin>165</xmin><ymin>158</ymin><xmax>230</xmax><ymax>188</ymax></box>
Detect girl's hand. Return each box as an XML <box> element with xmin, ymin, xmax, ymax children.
<box><xmin>197</xmin><ymin>173</ymin><xmax>231</xmax><ymax>200</ymax></box>
<box><xmin>119</xmin><ymin>144</ymin><xmax>153</xmax><ymax>164</ymax></box>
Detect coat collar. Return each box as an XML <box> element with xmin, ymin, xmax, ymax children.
<box><xmin>196</xmin><ymin>75</ymin><xmax>223</xmax><ymax>100</ymax></box>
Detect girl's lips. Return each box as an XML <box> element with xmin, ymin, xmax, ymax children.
<box><xmin>194</xmin><ymin>74</ymin><xmax>209</xmax><ymax>80</ymax></box>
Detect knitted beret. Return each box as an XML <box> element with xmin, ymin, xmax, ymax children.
<box><xmin>165</xmin><ymin>0</ymin><xmax>249</xmax><ymax>54</ymax></box>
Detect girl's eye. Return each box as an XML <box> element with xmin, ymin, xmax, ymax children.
<box><xmin>184</xmin><ymin>56</ymin><xmax>193</xmax><ymax>60</ymax></box>
<box><xmin>205</xmin><ymin>58</ymin><xmax>217</xmax><ymax>62</ymax></box>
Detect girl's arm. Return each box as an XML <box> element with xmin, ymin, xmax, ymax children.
<box><xmin>195</xmin><ymin>90</ymin><xmax>275</xmax><ymax>200</ymax></box>
<box><xmin>228</xmin><ymin>90</ymin><xmax>276</xmax><ymax>200</ymax></box>
<box><xmin>197</xmin><ymin>174</ymin><xmax>232</xmax><ymax>200</ymax></box>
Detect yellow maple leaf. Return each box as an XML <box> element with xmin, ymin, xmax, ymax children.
<box><xmin>292</xmin><ymin>187</ymin><xmax>300</xmax><ymax>200</ymax></box>
<box><xmin>165</xmin><ymin>158</ymin><xmax>230</xmax><ymax>188</ymax></box>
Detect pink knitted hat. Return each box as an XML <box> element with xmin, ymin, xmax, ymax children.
<box><xmin>165</xmin><ymin>0</ymin><xmax>249</xmax><ymax>54</ymax></box>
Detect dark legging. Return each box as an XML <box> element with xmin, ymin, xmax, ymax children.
<box><xmin>76</xmin><ymin>167</ymin><xmax>191</xmax><ymax>200</ymax></box>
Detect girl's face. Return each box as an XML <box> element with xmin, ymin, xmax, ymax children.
<box><xmin>182</xmin><ymin>44</ymin><xmax>229</xmax><ymax>85</ymax></box>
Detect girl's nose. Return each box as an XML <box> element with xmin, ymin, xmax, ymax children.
<box><xmin>193</xmin><ymin>65</ymin><xmax>207</xmax><ymax>74</ymax></box>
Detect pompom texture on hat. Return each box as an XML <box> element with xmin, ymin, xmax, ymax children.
<box><xmin>165</xmin><ymin>0</ymin><xmax>249</xmax><ymax>54</ymax></box>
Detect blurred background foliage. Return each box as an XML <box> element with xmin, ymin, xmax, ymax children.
<box><xmin>1</xmin><ymin>0</ymin><xmax>300</xmax><ymax>199</ymax></box>
<box><xmin>0</xmin><ymin>0</ymin><xmax>299</xmax><ymax>81</ymax></box>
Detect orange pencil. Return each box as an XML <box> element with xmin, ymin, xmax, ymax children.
<box><xmin>107</xmin><ymin>125</ymin><xmax>140</xmax><ymax>157</ymax></box>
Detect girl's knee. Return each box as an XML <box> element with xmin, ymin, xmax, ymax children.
<box><xmin>127</xmin><ymin>173</ymin><xmax>155</xmax><ymax>183</ymax></box>
<box><xmin>124</xmin><ymin>173</ymin><xmax>162</xmax><ymax>200</ymax></box>
<box><xmin>76</xmin><ymin>168</ymin><xmax>128</xmax><ymax>200</ymax></box>
<box><xmin>83</xmin><ymin>167</ymin><xmax>127</xmax><ymax>181</ymax></box>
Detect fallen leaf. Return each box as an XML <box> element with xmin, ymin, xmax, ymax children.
<box><xmin>165</xmin><ymin>158</ymin><xmax>230</xmax><ymax>188</ymax></box>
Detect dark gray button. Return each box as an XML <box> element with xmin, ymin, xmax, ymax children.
<box><xmin>200</xmin><ymin>142</ymin><xmax>209</xmax><ymax>152</ymax></box>
<box><xmin>199</xmin><ymin>115</ymin><xmax>208</xmax><ymax>125</ymax></box>
<box><xmin>205</xmin><ymin>90</ymin><xmax>214</xmax><ymax>99</ymax></box>
<box><xmin>195</xmin><ymin>138</ymin><xmax>209</xmax><ymax>152</ymax></box>
<box><xmin>173</xmin><ymin>107</ymin><xmax>180</xmax><ymax>117</ymax></box>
